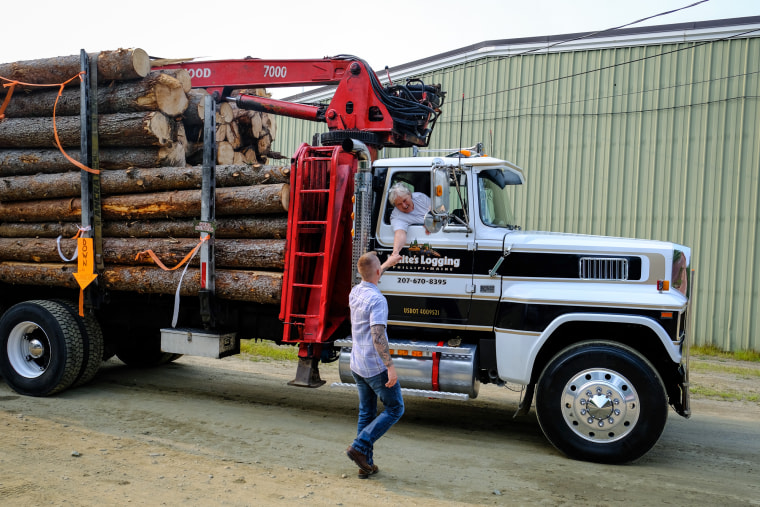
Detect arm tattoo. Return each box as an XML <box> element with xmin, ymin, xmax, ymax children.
<box><xmin>371</xmin><ymin>324</ymin><xmax>393</xmax><ymax>367</ymax></box>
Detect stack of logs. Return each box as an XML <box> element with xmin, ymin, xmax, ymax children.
<box><xmin>0</xmin><ymin>48</ymin><xmax>288</xmax><ymax>304</ymax></box>
<box><xmin>184</xmin><ymin>88</ymin><xmax>278</xmax><ymax>166</ymax></box>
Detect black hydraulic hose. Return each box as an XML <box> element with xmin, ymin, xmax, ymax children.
<box><xmin>330</xmin><ymin>55</ymin><xmax>442</xmax><ymax>133</ymax></box>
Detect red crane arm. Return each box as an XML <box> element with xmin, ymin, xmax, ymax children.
<box><xmin>157</xmin><ymin>56</ymin><xmax>444</xmax><ymax>148</ymax></box>
<box><xmin>158</xmin><ymin>57</ymin><xmax>354</xmax><ymax>95</ymax></box>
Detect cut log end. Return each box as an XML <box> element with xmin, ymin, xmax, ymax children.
<box><xmin>152</xmin><ymin>74</ymin><xmax>189</xmax><ymax>116</ymax></box>
<box><xmin>280</xmin><ymin>184</ymin><xmax>290</xmax><ymax>211</ymax></box>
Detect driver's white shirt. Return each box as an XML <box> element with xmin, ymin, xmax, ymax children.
<box><xmin>390</xmin><ymin>192</ymin><xmax>431</xmax><ymax>232</ymax></box>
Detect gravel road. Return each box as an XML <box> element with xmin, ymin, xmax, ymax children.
<box><xmin>1</xmin><ymin>354</ymin><xmax>758</xmax><ymax>506</ymax></box>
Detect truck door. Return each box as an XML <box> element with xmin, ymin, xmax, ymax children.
<box><xmin>375</xmin><ymin>170</ymin><xmax>474</xmax><ymax>327</ymax></box>
<box><xmin>468</xmin><ymin>166</ymin><xmax>525</xmax><ymax>331</ymax></box>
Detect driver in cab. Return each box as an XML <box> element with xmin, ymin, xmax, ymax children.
<box><xmin>388</xmin><ymin>182</ymin><xmax>431</xmax><ymax>256</ymax></box>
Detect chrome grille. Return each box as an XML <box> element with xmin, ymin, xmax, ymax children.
<box><xmin>579</xmin><ymin>257</ymin><xmax>629</xmax><ymax>280</ymax></box>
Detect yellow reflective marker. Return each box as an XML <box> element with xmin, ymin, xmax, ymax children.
<box><xmin>73</xmin><ymin>237</ymin><xmax>98</xmax><ymax>289</ymax></box>
<box><xmin>73</xmin><ymin>237</ymin><xmax>98</xmax><ymax>316</ymax></box>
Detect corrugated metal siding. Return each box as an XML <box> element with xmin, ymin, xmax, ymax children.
<box><xmin>272</xmin><ymin>36</ymin><xmax>760</xmax><ymax>352</ymax></box>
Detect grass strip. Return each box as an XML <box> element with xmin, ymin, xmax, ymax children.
<box><xmin>692</xmin><ymin>345</ymin><xmax>760</xmax><ymax>363</ymax></box>
<box><xmin>240</xmin><ymin>339</ymin><xmax>298</xmax><ymax>361</ymax></box>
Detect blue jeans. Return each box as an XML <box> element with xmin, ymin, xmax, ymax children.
<box><xmin>351</xmin><ymin>370</ymin><xmax>405</xmax><ymax>464</ymax></box>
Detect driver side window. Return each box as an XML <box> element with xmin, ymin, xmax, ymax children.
<box><xmin>383</xmin><ymin>172</ymin><xmax>430</xmax><ymax>225</ymax></box>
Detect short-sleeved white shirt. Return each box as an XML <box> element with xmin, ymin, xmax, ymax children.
<box><xmin>390</xmin><ymin>192</ymin><xmax>431</xmax><ymax>232</ymax></box>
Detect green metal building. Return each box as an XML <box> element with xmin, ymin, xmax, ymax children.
<box><xmin>273</xmin><ymin>16</ymin><xmax>760</xmax><ymax>353</ymax></box>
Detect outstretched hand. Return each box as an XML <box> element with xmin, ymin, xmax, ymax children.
<box><xmin>381</xmin><ymin>253</ymin><xmax>402</xmax><ymax>273</ymax></box>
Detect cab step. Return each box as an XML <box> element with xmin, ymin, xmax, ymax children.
<box><xmin>330</xmin><ymin>382</ymin><xmax>470</xmax><ymax>401</ymax></box>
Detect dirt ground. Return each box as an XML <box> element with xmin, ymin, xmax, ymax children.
<box><xmin>1</xmin><ymin>354</ymin><xmax>758</xmax><ymax>506</ymax></box>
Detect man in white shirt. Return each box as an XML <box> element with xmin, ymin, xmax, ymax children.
<box><xmin>345</xmin><ymin>251</ymin><xmax>402</xmax><ymax>479</ymax></box>
<box><xmin>388</xmin><ymin>182</ymin><xmax>431</xmax><ymax>256</ymax></box>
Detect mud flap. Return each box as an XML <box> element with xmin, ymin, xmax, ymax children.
<box><xmin>674</xmin><ymin>363</ymin><xmax>691</xmax><ymax>418</ymax></box>
<box><xmin>513</xmin><ymin>382</ymin><xmax>535</xmax><ymax>418</ymax></box>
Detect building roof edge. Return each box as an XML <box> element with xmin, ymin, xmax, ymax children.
<box><xmin>284</xmin><ymin>15</ymin><xmax>760</xmax><ymax>102</ymax></box>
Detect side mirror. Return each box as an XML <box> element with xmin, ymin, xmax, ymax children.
<box><xmin>424</xmin><ymin>212</ymin><xmax>443</xmax><ymax>233</ymax></box>
<box><xmin>431</xmin><ymin>159</ymin><xmax>449</xmax><ymax>214</ymax></box>
<box><xmin>427</xmin><ymin>159</ymin><xmax>450</xmax><ymax>233</ymax></box>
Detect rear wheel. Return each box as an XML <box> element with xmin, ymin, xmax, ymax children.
<box><xmin>535</xmin><ymin>341</ymin><xmax>668</xmax><ymax>464</ymax></box>
<box><xmin>0</xmin><ymin>300</ymin><xmax>85</xmax><ymax>396</ymax></box>
<box><xmin>53</xmin><ymin>300</ymin><xmax>105</xmax><ymax>387</ymax></box>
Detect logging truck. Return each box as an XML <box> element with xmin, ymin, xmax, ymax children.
<box><xmin>0</xmin><ymin>53</ymin><xmax>692</xmax><ymax>464</ymax></box>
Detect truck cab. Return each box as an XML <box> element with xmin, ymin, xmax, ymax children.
<box><xmin>337</xmin><ymin>148</ymin><xmax>692</xmax><ymax>464</ymax></box>
<box><xmin>373</xmin><ymin>154</ymin><xmax>524</xmax><ymax>329</ymax></box>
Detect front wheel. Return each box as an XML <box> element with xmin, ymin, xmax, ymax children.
<box><xmin>535</xmin><ymin>341</ymin><xmax>668</xmax><ymax>464</ymax></box>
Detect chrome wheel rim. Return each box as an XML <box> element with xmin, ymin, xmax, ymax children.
<box><xmin>561</xmin><ymin>368</ymin><xmax>640</xmax><ymax>443</ymax></box>
<box><xmin>7</xmin><ymin>321</ymin><xmax>51</xmax><ymax>379</ymax></box>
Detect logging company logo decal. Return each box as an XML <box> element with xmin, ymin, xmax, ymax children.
<box><xmin>396</xmin><ymin>241</ymin><xmax>461</xmax><ymax>272</ymax></box>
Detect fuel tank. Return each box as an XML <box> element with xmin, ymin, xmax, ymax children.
<box><xmin>338</xmin><ymin>340</ymin><xmax>479</xmax><ymax>398</ymax></box>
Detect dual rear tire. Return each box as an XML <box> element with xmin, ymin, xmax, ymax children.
<box><xmin>0</xmin><ymin>300</ymin><xmax>104</xmax><ymax>396</ymax></box>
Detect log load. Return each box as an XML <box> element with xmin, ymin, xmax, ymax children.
<box><xmin>0</xmin><ymin>216</ymin><xmax>288</xmax><ymax>239</ymax></box>
<box><xmin>0</xmin><ymin>48</ymin><xmax>151</xmax><ymax>90</ymax></box>
<box><xmin>0</xmin><ymin>49</ymin><xmax>186</xmax><ymax>176</ymax></box>
<box><xmin>0</xmin><ymin>164</ymin><xmax>290</xmax><ymax>201</ymax></box>
<box><xmin>0</xmin><ymin>111</ymin><xmax>177</xmax><ymax>148</ymax></box>
<box><xmin>0</xmin><ymin>238</ymin><xmax>285</xmax><ymax>269</ymax></box>
<box><xmin>0</xmin><ymin>262</ymin><xmax>282</xmax><ymax>304</ymax></box>
<box><xmin>0</xmin><ymin>145</ymin><xmax>186</xmax><ymax>176</ymax></box>
<box><xmin>184</xmin><ymin>88</ymin><xmax>277</xmax><ymax>165</ymax></box>
<box><xmin>182</xmin><ymin>92</ymin><xmax>234</xmax><ymax>128</ymax></box>
<box><xmin>0</xmin><ymin>48</ymin><xmax>290</xmax><ymax>306</ymax></box>
<box><xmin>0</xmin><ymin>184</ymin><xmax>289</xmax><ymax>221</ymax></box>
<box><xmin>0</xmin><ymin>70</ymin><xmax>190</xmax><ymax>118</ymax></box>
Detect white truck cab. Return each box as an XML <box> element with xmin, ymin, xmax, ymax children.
<box><xmin>337</xmin><ymin>148</ymin><xmax>692</xmax><ymax>464</ymax></box>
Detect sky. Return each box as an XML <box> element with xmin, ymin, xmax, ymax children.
<box><xmin>0</xmin><ymin>0</ymin><xmax>757</xmax><ymax>92</ymax></box>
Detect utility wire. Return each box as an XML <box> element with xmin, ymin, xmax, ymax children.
<box><xmin>507</xmin><ymin>0</ymin><xmax>713</xmax><ymax>58</ymax></box>
<box><xmin>441</xmin><ymin>68</ymin><xmax>760</xmax><ymax>123</ymax></box>
<box><xmin>438</xmin><ymin>95</ymin><xmax>759</xmax><ymax>123</ymax></box>
<box><xmin>481</xmin><ymin>27</ymin><xmax>760</xmax><ymax>98</ymax></box>
<box><xmin>429</xmin><ymin>25</ymin><xmax>760</xmax><ymax>118</ymax></box>
<box><xmin>409</xmin><ymin>1</ymin><xmax>756</xmax><ymax>106</ymax></box>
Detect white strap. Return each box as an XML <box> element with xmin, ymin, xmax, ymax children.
<box><xmin>171</xmin><ymin>245</ymin><xmax>203</xmax><ymax>328</ymax></box>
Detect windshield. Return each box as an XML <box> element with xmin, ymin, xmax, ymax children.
<box><xmin>478</xmin><ymin>170</ymin><xmax>517</xmax><ymax>228</ymax></box>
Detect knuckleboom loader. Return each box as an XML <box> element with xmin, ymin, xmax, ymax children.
<box><xmin>0</xmin><ymin>54</ymin><xmax>692</xmax><ymax>464</ymax></box>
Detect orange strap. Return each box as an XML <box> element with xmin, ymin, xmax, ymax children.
<box><xmin>1</xmin><ymin>72</ymin><xmax>99</xmax><ymax>174</ymax></box>
<box><xmin>53</xmin><ymin>74</ymin><xmax>99</xmax><ymax>174</ymax></box>
<box><xmin>135</xmin><ymin>236</ymin><xmax>209</xmax><ymax>271</ymax></box>
<box><xmin>71</xmin><ymin>225</ymin><xmax>90</xmax><ymax>240</ymax></box>
<box><xmin>0</xmin><ymin>82</ymin><xmax>17</xmax><ymax>119</ymax></box>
